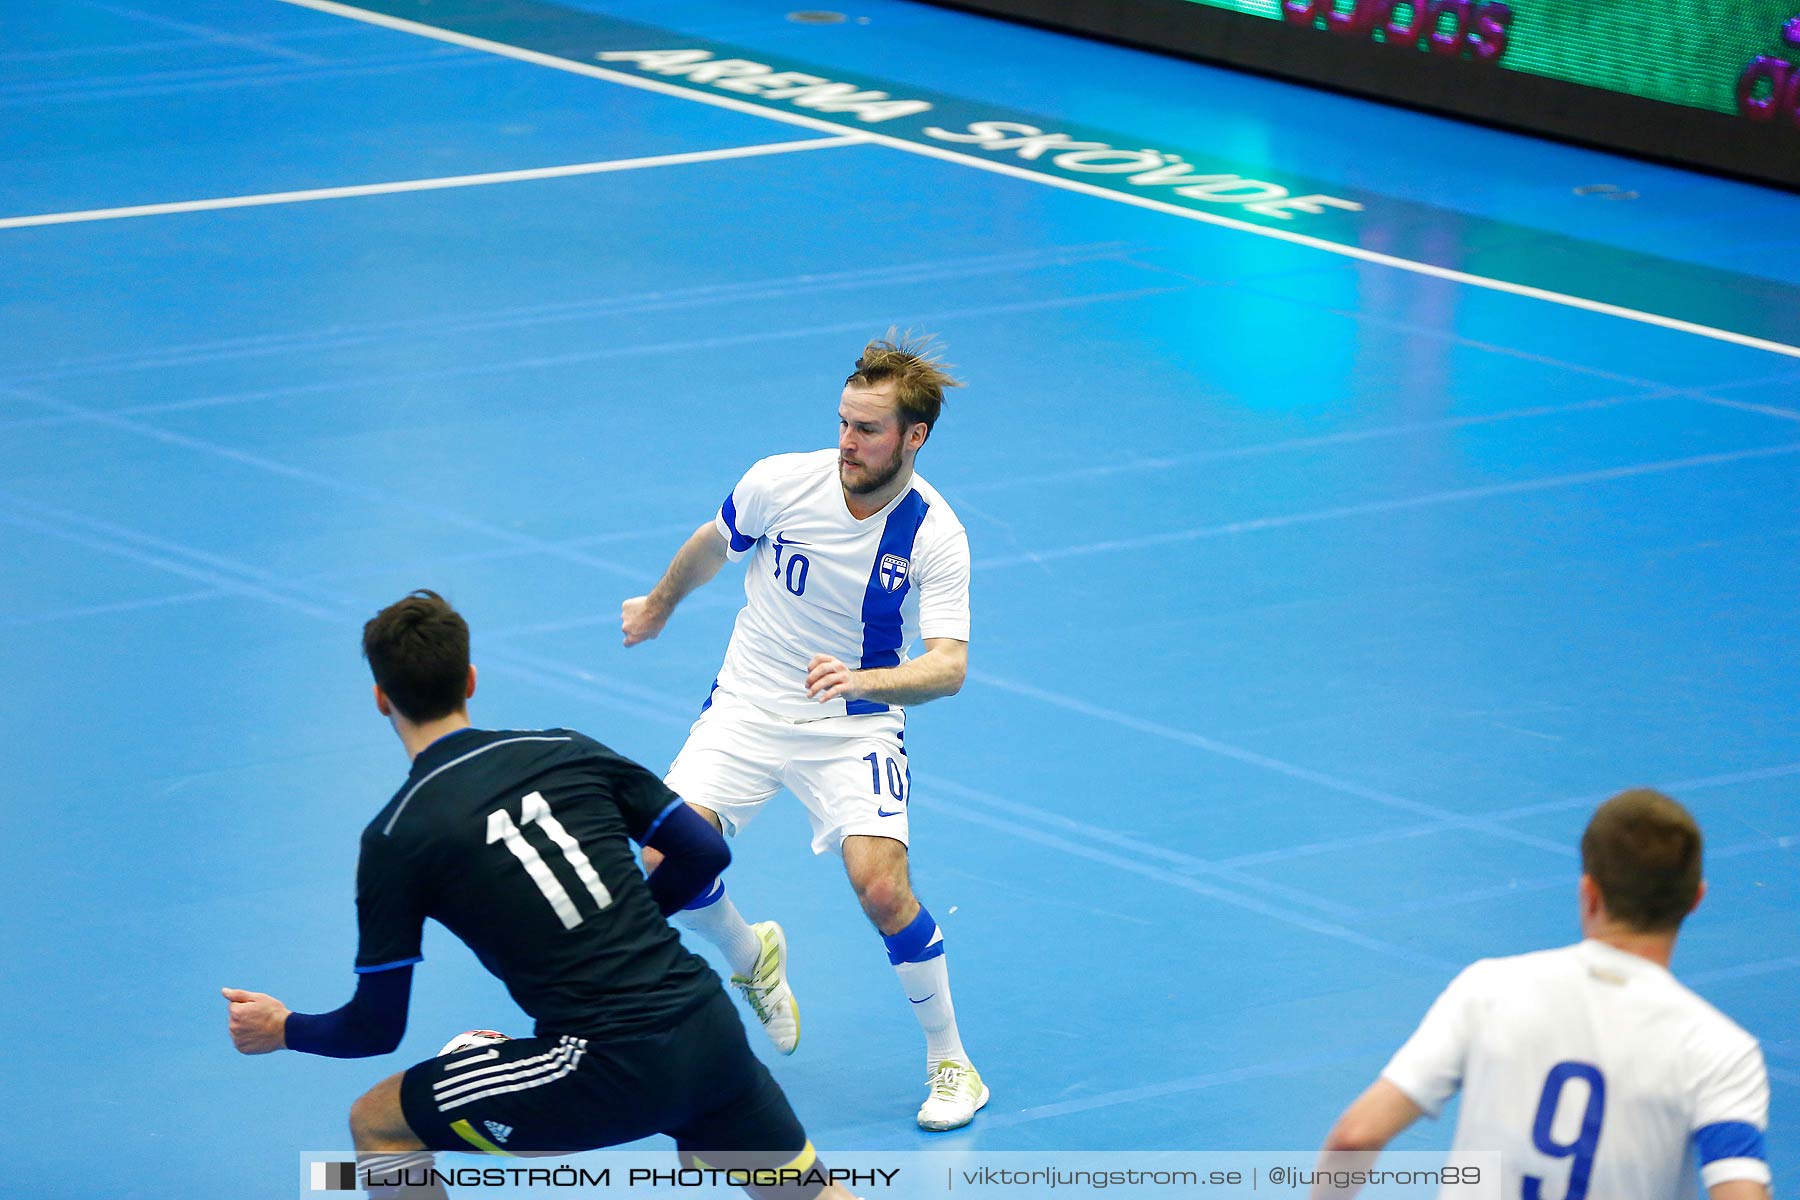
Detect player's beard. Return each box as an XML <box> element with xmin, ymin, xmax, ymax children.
<box><xmin>842</xmin><ymin>442</ymin><xmax>905</xmax><ymax>496</ymax></box>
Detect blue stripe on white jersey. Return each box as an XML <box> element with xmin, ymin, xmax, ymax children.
<box><xmin>1694</xmin><ymin>1120</ymin><xmax>1766</xmax><ymax>1165</ymax></box>
<box><xmin>708</xmin><ymin>450</ymin><xmax>970</xmax><ymax>720</ymax></box>
<box><xmin>719</xmin><ymin>492</ymin><xmax>754</xmax><ymax>553</ymax></box>
<box><xmin>848</xmin><ymin>490</ymin><xmax>930</xmax><ymax>716</ymax></box>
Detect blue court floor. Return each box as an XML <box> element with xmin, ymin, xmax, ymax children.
<box><xmin>2</xmin><ymin>1</ymin><xmax>1796</xmax><ymax>1196</ymax></box>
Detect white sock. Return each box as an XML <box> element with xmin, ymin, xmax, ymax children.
<box><xmin>676</xmin><ymin>885</ymin><xmax>763</xmax><ymax>977</ymax></box>
<box><xmin>895</xmin><ymin>955</ymin><xmax>968</xmax><ymax>1072</ymax></box>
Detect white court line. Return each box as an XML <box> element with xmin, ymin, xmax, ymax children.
<box><xmin>75</xmin><ymin>0</ymin><xmax>330</xmax><ymax>65</ymax></box>
<box><xmin>957</xmin><ymin>392</ymin><xmax>1662</xmax><ymax>493</ymax></box>
<box><xmin>818</xmin><ymin>1045</ymin><xmax>1390</xmax><ymax>1140</ymax></box>
<box><xmin>1692</xmin><ymin>392</ymin><xmax>1800</xmax><ymax>424</ymax></box>
<box><xmin>975</xmin><ymin>440</ymin><xmax>1800</xmax><ymax>570</ymax></box>
<box><xmin>930</xmin><ymin>795</ymin><xmax>1456</xmax><ymax>970</ymax></box>
<box><xmin>6</xmin><ymin>385</ymin><xmax>656</xmax><ymax>582</ymax></box>
<box><xmin>921</xmin><ymin>775</ymin><xmax>1365</xmax><ymax>920</ymax></box>
<box><xmin>272</xmin><ymin>0</ymin><xmax>1800</xmax><ymax>360</ymax></box>
<box><xmin>1689</xmin><ymin>957</ymin><xmax>1800</xmax><ymax>986</ymax></box>
<box><xmin>0</xmin><ymin>135</ymin><xmax>865</xmax><ymax>230</ymax></box>
<box><xmin>968</xmin><ymin>670</ymin><xmax>1575</xmax><ymax>860</ymax></box>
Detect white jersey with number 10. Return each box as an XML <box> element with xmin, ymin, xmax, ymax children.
<box><xmin>710</xmin><ymin>450</ymin><xmax>970</xmax><ymax>721</ymax></box>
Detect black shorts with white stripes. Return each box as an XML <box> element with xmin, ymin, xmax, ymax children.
<box><xmin>400</xmin><ymin>988</ymin><xmax>809</xmax><ymax>1166</ymax></box>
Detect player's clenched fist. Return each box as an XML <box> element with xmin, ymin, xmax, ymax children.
<box><xmin>222</xmin><ymin>986</ymin><xmax>290</xmax><ymax>1055</ymax></box>
<box><xmin>806</xmin><ymin>654</ymin><xmax>862</xmax><ymax>704</ymax></box>
<box><xmin>621</xmin><ymin>596</ymin><xmax>669</xmax><ymax>647</ymax></box>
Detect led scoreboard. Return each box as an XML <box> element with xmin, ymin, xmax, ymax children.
<box><xmin>931</xmin><ymin>0</ymin><xmax>1800</xmax><ymax>187</ymax></box>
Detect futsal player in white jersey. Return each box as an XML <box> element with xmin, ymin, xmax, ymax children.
<box><xmin>621</xmin><ymin>333</ymin><xmax>986</xmax><ymax>1131</ymax></box>
<box><xmin>1314</xmin><ymin>789</ymin><xmax>1770</xmax><ymax>1200</ymax></box>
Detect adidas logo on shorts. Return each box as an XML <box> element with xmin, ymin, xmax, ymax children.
<box><xmin>484</xmin><ymin>1120</ymin><xmax>513</xmax><ymax>1143</ymax></box>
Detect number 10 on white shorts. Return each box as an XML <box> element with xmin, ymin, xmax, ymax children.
<box><xmin>665</xmin><ymin>688</ymin><xmax>913</xmax><ymax>856</ymax></box>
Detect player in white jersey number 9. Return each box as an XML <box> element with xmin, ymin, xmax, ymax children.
<box><xmin>621</xmin><ymin>332</ymin><xmax>987</xmax><ymax>1132</ymax></box>
<box><xmin>1311</xmin><ymin>789</ymin><xmax>1771</xmax><ymax>1200</ymax></box>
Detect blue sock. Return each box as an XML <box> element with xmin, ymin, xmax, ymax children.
<box><xmin>683</xmin><ymin>877</ymin><xmax>725</xmax><ymax>911</ymax></box>
<box><xmin>882</xmin><ymin>906</ymin><xmax>945</xmax><ymax>964</ymax></box>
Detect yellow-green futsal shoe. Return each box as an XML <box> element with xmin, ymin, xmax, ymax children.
<box><xmin>730</xmin><ymin>920</ymin><xmax>800</xmax><ymax>1054</ymax></box>
<box><xmin>917</xmin><ymin>1060</ymin><xmax>988</xmax><ymax>1131</ymax></box>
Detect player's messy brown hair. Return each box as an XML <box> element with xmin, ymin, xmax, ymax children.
<box><xmin>1581</xmin><ymin>788</ymin><xmax>1703</xmax><ymax>932</ymax></box>
<box><xmin>362</xmin><ymin>589</ymin><xmax>470</xmax><ymax>723</ymax></box>
<box><xmin>847</xmin><ymin>329</ymin><xmax>964</xmax><ymax>444</ymax></box>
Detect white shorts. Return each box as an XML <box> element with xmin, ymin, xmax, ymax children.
<box><xmin>664</xmin><ymin>686</ymin><xmax>912</xmax><ymax>855</ymax></box>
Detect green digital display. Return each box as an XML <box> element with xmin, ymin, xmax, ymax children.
<box><xmin>1177</xmin><ymin>0</ymin><xmax>1800</xmax><ymax>119</ymax></box>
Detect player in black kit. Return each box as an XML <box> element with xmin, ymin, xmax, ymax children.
<box><xmin>223</xmin><ymin>591</ymin><xmax>860</xmax><ymax>1200</ymax></box>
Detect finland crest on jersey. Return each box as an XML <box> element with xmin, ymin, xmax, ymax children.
<box><xmin>878</xmin><ymin>554</ymin><xmax>909</xmax><ymax>592</ymax></box>
<box><xmin>710</xmin><ymin>450</ymin><xmax>971</xmax><ymax>721</ymax></box>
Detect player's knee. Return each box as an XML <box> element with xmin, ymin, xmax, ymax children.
<box><xmin>349</xmin><ymin>1078</ymin><xmax>415</xmax><ymax>1152</ymax></box>
<box><xmin>645</xmin><ymin>804</ymin><xmax>721</xmax><ymax>872</ymax></box>
<box><xmin>851</xmin><ymin>872</ymin><xmax>914</xmax><ymax>927</ymax></box>
<box><xmin>348</xmin><ymin>1090</ymin><xmax>382</xmax><ymax>1150</ymax></box>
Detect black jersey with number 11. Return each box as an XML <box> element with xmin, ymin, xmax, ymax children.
<box><xmin>353</xmin><ymin>727</ymin><xmax>718</xmax><ymax>1038</ymax></box>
